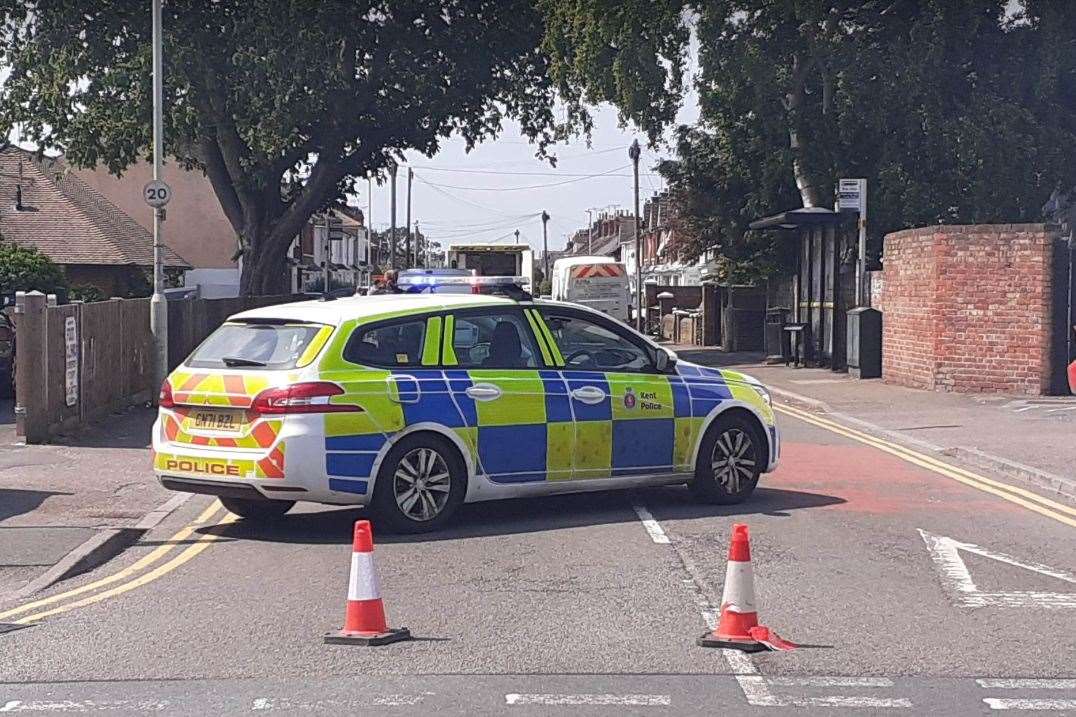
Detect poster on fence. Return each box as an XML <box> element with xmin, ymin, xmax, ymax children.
<box><xmin>64</xmin><ymin>316</ymin><xmax>78</xmax><ymax>406</ymax></box>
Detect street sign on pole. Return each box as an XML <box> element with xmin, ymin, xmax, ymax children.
<box><xmin>837</xmin><ymin>178</ymin><xmax>868</xmax><ymax>306</ymax></box>
<box><xmin>143</xmin><ymin>179</ymin><xmax>172</xmax><ymax>208</ymax></box>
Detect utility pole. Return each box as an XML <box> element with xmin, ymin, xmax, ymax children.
<box><xmin>514</xmin><ymin>229</ymin><xmax>520</xmax><ymax>245</ymax></box>
<box><xmin>629</xmin><ymin>139</ymin><xmax>642</xmax><ymax>331</ymax></box>
<box><xmin>321</xmin><ymin>212</ymin><xmax>331</xmax><ymax>297</ymax></box>
<box><xmin>415</xmin><ymin>221</ymin><xmax>422</xmax><ymax>267</ymax></box>
<box><xmin>389</xmin><ymin>162</ymin><xmax>398</xmax><ymax>269</ymax></box>
<box><xmin>586</xmin><ymin>208</ymin><xmax>596</xmax><ymax>254</ymax></box>
<box><xmin>405</xmin><ymin>167</ymin><xmax>413</xmax><ymax>268</ymax></box>
<box><xmin>541</xmin><ymin>211</ymin><xmax>550</xmax><ymax>287</ymax></box>
<box><xmin>149</xmin><ymin>0</ymin><xmax>168</xmax><ymax>390</ymax></box>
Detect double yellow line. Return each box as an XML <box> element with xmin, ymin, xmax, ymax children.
<box><xmin>0</xmin><ymin>500</ymin><xmax>235</xmax><ymax>625</ymax></box>
<box><xmin>775</xmin><ymin>402</ymin><xmax>1076</xmax><ymax>528</ymax></box>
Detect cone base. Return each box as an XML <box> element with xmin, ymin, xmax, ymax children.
<box><xmin>696</xmin><ymin>632</ymin><xmax>769</xmax><ymax>652</ymax></box>
<box><xmin>323</xmin><ymin>627</ymin><xmax>412</xmax><ymax>646</ymax></box>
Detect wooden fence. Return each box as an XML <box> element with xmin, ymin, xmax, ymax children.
<box><xmin>15</xmin><ymin>292</ymin><xmax>298</xmax><ymax>443</ymax></box>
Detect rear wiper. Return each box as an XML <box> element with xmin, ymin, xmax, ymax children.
<box><xmin>220</xmin><ymin>356</ymin><xmax>267</xmax><ymax>368</ymax></box>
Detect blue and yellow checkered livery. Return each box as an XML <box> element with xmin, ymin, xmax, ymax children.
<box><xmin>314</xmin><ymin>307</ymin><xmax>772</xmax><ymax>495</ymax></box>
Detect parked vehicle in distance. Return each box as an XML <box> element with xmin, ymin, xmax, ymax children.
<box><xmin>551</xmin><ymin>256</ymin><xmax>630</xmax><ymax>323</ymax></box>
<box><xmin>445</xmin><ymin>243</ymin><xmax>534</xmax><ymax>292</ymax></box>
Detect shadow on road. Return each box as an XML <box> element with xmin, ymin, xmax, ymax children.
<box><xmin>211</xmin><ymin>484</ymin><xmax>844</xmax><ymax>546</ymax></box>
<box><xmin>48</xmin><ymin>406</ymin><xmax>153</xmax><ymax>450</ymax></box>
<box><xmin>672</xmin><ymin>349</ymin><xmax>766</xmax><ymax>369</ymax></box>
<box><xmin>0</xmin><ymin>488</ymin><xmax>71</xmax><ymax>523</ymax></box>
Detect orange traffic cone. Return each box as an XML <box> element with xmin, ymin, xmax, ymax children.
<box><xmin>324</xmin><ymin>520</ymin><xmax>412</xmax><ymax>646</ymax></box>
<box><xmin>697</xmin><ymin>523</ymin><xmax>796</xmax><ymax>652</ymax></box>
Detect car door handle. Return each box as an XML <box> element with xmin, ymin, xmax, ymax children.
<box><xmin>465</xmin><ymin>384</ymin><xmax>502</xmax><ymax>401</ymax></box>
<box><xmin>387</xmin><ymin>375</ymin><xmax>420</xmax><ymax>404</ymax></box>
<box><xmin>570</xmin><ymin>386</ymin><xmax>606</xmax><ymax>405</ymax></box>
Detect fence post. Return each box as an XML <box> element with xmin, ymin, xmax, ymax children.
<box><xmin>15</xmin><ymin>291</ymin><xmax>48</xmax><ymax>443</ymax></box>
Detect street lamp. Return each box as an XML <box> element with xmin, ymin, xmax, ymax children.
<box><xmin>149</xmin><ymin>0</ymin><xmax>168</xmax><ymax>393</ymax></box>
<box><xmin>629</xmin><ymin>139</ymin><xmax>642</xmax><ymax>332</ymax></box>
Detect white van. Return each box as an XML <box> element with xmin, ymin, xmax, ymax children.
<box><xmin>550</xmin><ymin>256</ymin><xmax>631</xmax><ymax>323</ymax></box>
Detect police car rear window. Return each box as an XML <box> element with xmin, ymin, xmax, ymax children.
<box><xmin>344</xmin><ymin>319</ymin><xmax>426</xmax><ymax>367</ymax></box>
<box><xmin>187</xmin><ymin>322</ymin><xmax>325</xmax><ymax>370</ymax></box>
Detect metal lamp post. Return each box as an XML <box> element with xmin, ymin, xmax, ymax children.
<box><xmin>148</xmin><ymin>0</ymin><xmax>169</xmax><ymax>393</ymax></box>
<box><xmin>629</xmin><ymin>139</ymin><xmax>642</xmax><ymax>331</ymax></box>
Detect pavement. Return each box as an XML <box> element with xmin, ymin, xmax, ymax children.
<box><xmin>0</xmin><ymin>358</ymin><xmax>1072</xmax><ymax>715</ymax></box>
<box><xmin>672</xmin><ymin>348</ymin><xmax>1076</xmax><ymax>504</ymax></box>
<box><xmin>0</xmin><ymin>402</ymin><xmax>182</xmax><ymax>601</ymax></box>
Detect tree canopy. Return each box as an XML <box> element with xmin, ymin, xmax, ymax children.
<box><xmin>1</xmin><ymin>1</ymin><xmax>568</xmax><ymax>294</ymax></box>
<box><xmin>0</xmin><ymin>241</ymin><xmax>67</xmax><ymax>296</ymax></box>
<box><xmin>542</xmin><ymin>0</ymin><xmax>1076</xmax><ymax>277</ymax></box>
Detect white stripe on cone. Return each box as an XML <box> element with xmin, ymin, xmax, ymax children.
<box><xmin>721</xmin><ymin>560</ymin><xmax>757</xmax><ymax>614</ymax></box>
<box><xmin>348</xmin><ymin>552</ymin><xmax>381</xmax><ymax>602</ymax></box>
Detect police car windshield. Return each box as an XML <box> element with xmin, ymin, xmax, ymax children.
<box><xmin>187</xmin><ymin>322</ymin><xmax>325</xmax><ymax>370</ymax></box>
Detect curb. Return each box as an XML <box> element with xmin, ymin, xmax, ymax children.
<box><xmin>770</xmin><ymin>389</ymin><xmax>1076</xmax><ymax>507</ymax></box>
<box><xmin>9</xmin><ymin>492</ymin><xmax>192</xmax><ymax>600</ymax></box>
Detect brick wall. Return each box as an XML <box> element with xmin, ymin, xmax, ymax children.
<box><xmin>880</xmin><ymin>224</ymin><xmax>1054</xmax><ymax>394</ymax></box>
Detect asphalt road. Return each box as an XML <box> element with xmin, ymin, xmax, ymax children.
<box><xmin>0</xmin><ymin>405</ymin><xmax>1073</xmax><ymax>715</ymax></box>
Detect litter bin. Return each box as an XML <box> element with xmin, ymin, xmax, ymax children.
<box><xmin>764</xmin><ymin>308</ymin><xmax>788</xmax><ymax>358</ymax></box>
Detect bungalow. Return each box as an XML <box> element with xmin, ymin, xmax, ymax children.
<box><xmin>0</xmin><ymin>146</ymin><xmax>188</xmax><ymax>297</ymax></box>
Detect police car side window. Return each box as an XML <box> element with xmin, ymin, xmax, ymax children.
<box><xmin>450</xmin><ymin>311</ymin><xmax>539</xmax><ymax>369</ymax></box>
<box><xmin>543</xmin><ymin>313</ymin><xmax>653</xmax><ymax>373</ymax></box>
<box><xmin>344</xmin><ymin>319</ymin><xmax>426</xmax><ymax>367</ymax></box>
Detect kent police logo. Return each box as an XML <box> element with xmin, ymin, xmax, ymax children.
<box><xmin>623</xmin><ymin>387</ymin><xmax>637</xmax><ymax>409</ymax></box>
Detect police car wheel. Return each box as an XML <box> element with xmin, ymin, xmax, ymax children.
<box><xmin>219</xmin><ymin>496</ymin><xmax>294</xmax><ymax>521</ymax></box>
<box><xmin>373</xmin><ymin>434</ymin><xmax>465</xmax><ymax>533</ymax></box>
<box><xmin>689</xmin><ymin>416</ymin><xmax>761</xmax><ymax>505</ymax></box>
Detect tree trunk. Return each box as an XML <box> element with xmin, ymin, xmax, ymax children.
<box><xmin>785</xmin><ymin>54</ymin><xmax>827</xmax><ymax>209</ymax></box>
<box><xmin>238</xmin><ymin>225</ymin><xmax>293</xmax><ymax>297</ymax></box>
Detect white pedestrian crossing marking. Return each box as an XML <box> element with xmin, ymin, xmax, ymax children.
<box><xmin>505</xmin><ymin>694</ymin><xmax>671</xmax><ymax>706</ymax></box>
<box><xmin>983</xmin><ymin>698</ymin><xmax>1076</xmax><ymax>710</ymax></box>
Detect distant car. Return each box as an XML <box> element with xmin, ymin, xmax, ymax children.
<box><xmin>153</xmin><ymin>292</ymin><xmax>779</xmax><ymax>532</ymax></box>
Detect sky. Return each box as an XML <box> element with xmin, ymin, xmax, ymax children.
<box><xmin>362</xmin><ymin>96</ymin><xmax>700</xmax><ymax>254</ymax></box>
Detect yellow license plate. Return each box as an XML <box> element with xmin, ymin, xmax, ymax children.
<box><xmin>191</xmin><ymin>410</ymin><xmax>243</xmax><ymax>433</ymax></box>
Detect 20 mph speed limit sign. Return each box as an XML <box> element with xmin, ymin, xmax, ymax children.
<box><xmin>143</xmin><ymin>179</ymin><xmax>172</xmax><ymax>208</ymax></box>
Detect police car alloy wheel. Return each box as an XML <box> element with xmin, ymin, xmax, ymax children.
<box><xmin>373</xmin><ymin>434</ymin><xmax>466</xmax><ymax>533</ymax></box>
<box><xmin>219</xmin><ymin>496</ymin><xmax>295</xmax><ymax>521</ymax></box>
<box><xmin>689</xmin><ymin>415</ymin><xmax>761</xmax><ymax>504</ymax></box>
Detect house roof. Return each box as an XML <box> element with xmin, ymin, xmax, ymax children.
<box><xmin>0</xmin><ymin>146</ymin><xmax>188</xmax><ymax>268</ymax></box>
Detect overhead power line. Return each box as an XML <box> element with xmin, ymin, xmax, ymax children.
<box><xmin>412</xmin><ymin>166</ymin><xmax>659</xmax><ymax>178</ymax></box>
<box><xmin>416</xmin><ymin>164</ymin><xmax>632</xmax><ymax>192</ymax></box>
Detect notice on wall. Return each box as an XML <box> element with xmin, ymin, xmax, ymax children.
<box><xmin>64</xmin><ymin>316</ymin><xmax>78</xmax><ymax>407</ymax></box>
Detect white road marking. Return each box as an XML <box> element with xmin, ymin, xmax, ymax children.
<box><xmin>789</xmin><ymin>696</ymin><xmax>914</xmax><ymax>708</ymax></box>
<box><xmin>0</xmin><ymin>701</ymin><xmax>168</xmax><ymax>712</ymax></box>
<box><xmin>505</xmin><ymin>694</ymin><xmax>671</xmax><ymax>706</ymax></box>
<box><xmin>629</xmin><ymin>498</ymin><xmax>914</xmax><ymax>709</ymax></box>
<box><xmin>983</xmin><ymin>698</ymin><xmax>1076</xmax><ymax>710</ymax></box>
<box><xmin>767</xmin><ymin>676</ymin><xmax>895</xmax><ymax>688</ymax></box>
<box><xmin>919</xmin><ymin>530</ymin><xmax>1076</xmax><ymax>608</ymax></box>
<box><xmin>722</xmin><ymin>648</ymin><xmax>781</xmax><ymax>707</ymax></box>
<box><xmin>250</xmin><ymin>695</ymin><xmax>425</xmax><ymax>710</ymax></box>
<box><xmin>978</xmin><ymin>679</ymin><xmax>1076</xmax><ymax>689</ymax></box>
<box><xmin>631</xmin><ymin>502</ymin><xmax>670</xmax><ymax>544</ymax></box>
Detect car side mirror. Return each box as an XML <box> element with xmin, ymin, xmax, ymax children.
<box><xmin>655</xmin><ymin>347</ymin><xmax>677</xmax><ymax>372</ymax></box>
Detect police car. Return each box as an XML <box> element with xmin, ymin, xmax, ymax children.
<box><xmin>153</xmin><ymin>283</ymin><xmax>780</xmax><ymax>533</ymax></box>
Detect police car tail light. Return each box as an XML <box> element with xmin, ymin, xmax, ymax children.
<box><xmin>159</xmin><ymin>380</ymin><xmax>175</xmax><ymax>409</ymax></box>
<box><xmin>251</xmin><ymin>382</ymin><xmax>361</xmax><ymax>415</ymax></box>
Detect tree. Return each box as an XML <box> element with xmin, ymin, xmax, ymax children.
<box><xmin>0</xmin><ymin>1</ymin><xmax>567</xmax><ymax>294</ymax></box>
<box><xmin>541</xmin><ymin>1</ymin><xmax>1076</xmax><ymax>267</ymax></box>
<box><xmin>0</xmin><ymin>241</ymin><xmax>67</xmax><ymax>296</ymax></box>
